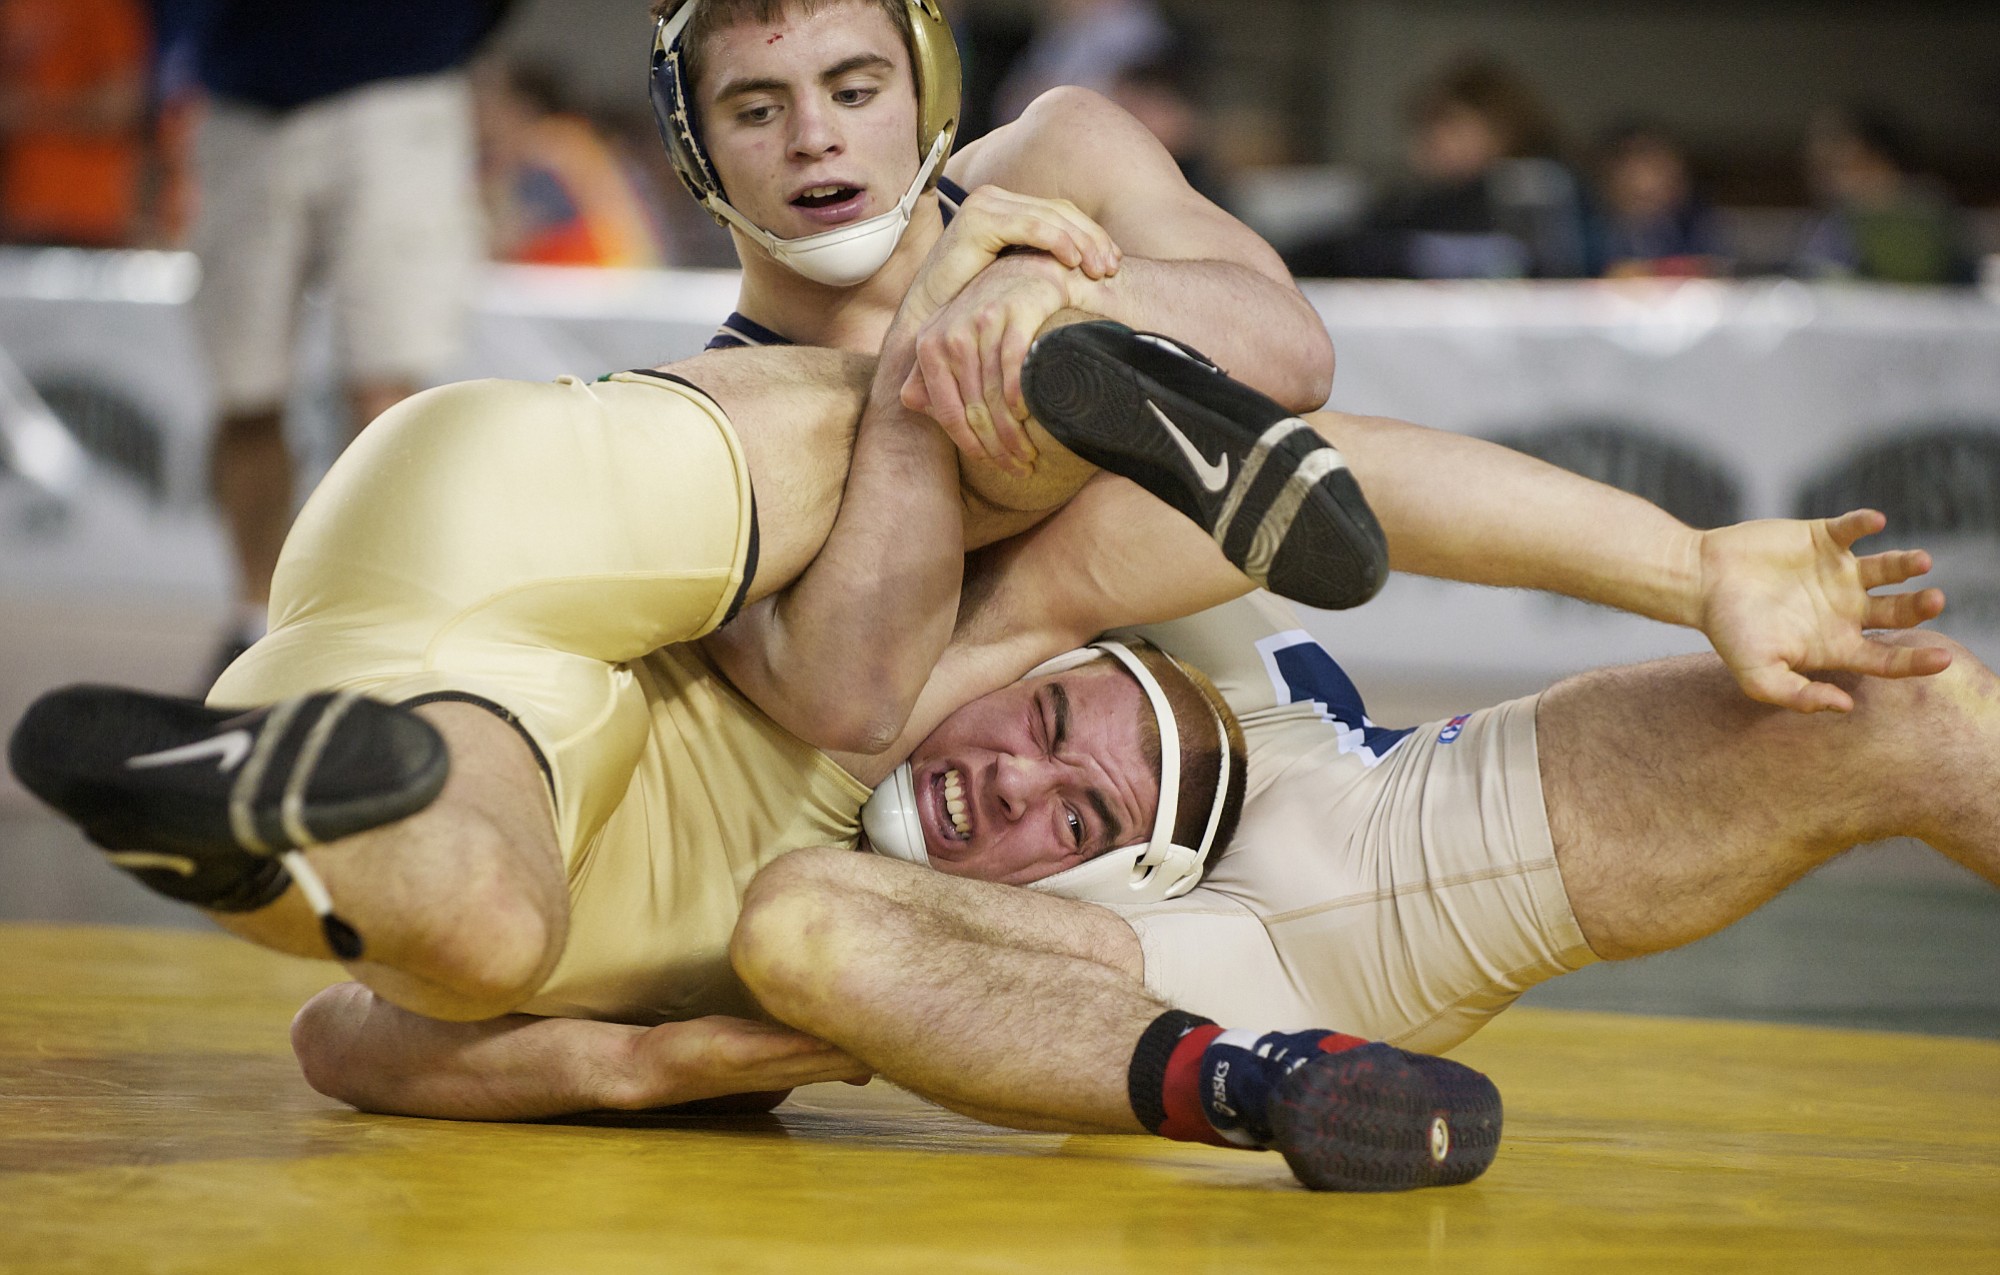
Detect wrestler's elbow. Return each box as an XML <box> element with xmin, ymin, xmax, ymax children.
<box><xmin>775</xmin><ymin>695</ymin><xmax>909</xmax><ymax>757</ymax></box>
<box><xmin>291</xmin><ymin>984</ymin><xmax>381</xmax><ymax>1109</ymax></box>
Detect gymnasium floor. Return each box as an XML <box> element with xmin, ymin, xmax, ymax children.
<box><xmin>4</xmin><ymin>807</ymin><xmax>1998</xmax><ymax>1273</ymax></box>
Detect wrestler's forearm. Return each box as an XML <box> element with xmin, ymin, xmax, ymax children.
<box><xmin>291</xmin><ymin>983</ymin><xmax>649</xmax><ymax>1119</ymax></box>
<box><xmin>1072</xmin><ymin>255</ymin><xmax>1333</xmax><ymax>412</ymax></box>
<box><xmin>292</xmin><ymin>984</ymin><xmax>866</xmax><ymax>1120</ymax></box>
<box><xmin>1321</xmin><ymin>411</ymin><xmax>1703</xmax><ymax>624</ymax></box>
<box><xmin>736</xmin><ymin>355</ymin><xmax>968</xmax><ymax>753</ymax></box>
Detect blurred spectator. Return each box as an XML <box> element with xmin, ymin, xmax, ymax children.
<box><xmin>992</xmin><ymin>0</ymin><xmax>1174</xmax><ymax>126</ymax></box>
<box><xmin>1588</xmin><ymin>121</ymin><xmax>1729</xmax><ymax>278</ymax></box>
<box><xmin>1286</xmin><ymin>56</ymin><xmax>1590</xmax><ymax>280</ymax></box>
<box><xmin>184</xmin><ymin>0</ymin><xmax>510</xmax><ymax>678</ymax></box>
<box><xmin>1796</xmin><ymin>104</ymin><xmax>1975</xmax><ymax>286</ymax></box>
<box><xmin>0</xmin><ymin>0</ymin><xmax>150</xmax><ymax>246</ymax></box>
<box><xmin>476</xmin><ymin>62</ymin><xmax>666</xmax><ymax>269</ymax></box>
<box><xmin>607</xmin><ymin>98</ymin><xmax>734</xmax><ymax>268</ymax></box>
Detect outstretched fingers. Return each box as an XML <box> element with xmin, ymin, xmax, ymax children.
<box><xmin>1839</xmin><ymin>633</ymin><xmax>1955</xmax><ymax>681</ymax></box>
<box><xmin>1862</xmin><ymin>584</ymin><xmax>1946</xmax><ymax>631</ymax></box>
<box><xmin>1855</xmin><ymin>547</ymin><xmax>1935</xmax><ymax>591</ymax></box>
<box><xmin>1824</xmin><ymin>507</ymin><xmax>1889</xmax><ymax>550</ymax></box>
<box><xmin>1737</xmin><ymin>661</ymin><xmax>1854</xmax><ymax>714</ymax></box>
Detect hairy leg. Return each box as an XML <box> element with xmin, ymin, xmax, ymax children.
<box><xmin>1541</xmin><ymin>631</ymin><xmax>1999</xmax><ymax>961</ymax></box>
<box><xmin>665</xmin><ymin>343</ymin><xmax>1091</xmax><ymax>576</ymax></box>
<box><xmin>214</xmin><ymin>702</ymin><xmax>566</xmax><ymax>1021</ymax></box>
<box><xmin>657</xmin><ymin>347</ymin><xmax>870</xmax><ymax>605</ymax></box>
<box><xmin>731</xmin><ymin>846</ymin><xmax>1156</xmax><ymax>1132</ymax></box>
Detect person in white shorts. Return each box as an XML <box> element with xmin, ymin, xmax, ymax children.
<box><xmin>186</xmin><ymin>1</ymin><xmax>508</xmax><ymax>672</ymax></box>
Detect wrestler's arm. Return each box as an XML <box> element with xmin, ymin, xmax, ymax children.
<box><xmin>910</xmin><ymin>88</ymin><xmax>1332</xmax><ymax>464</ymax></box>
<box><xmin>821</xmin><ymin>497</ymin><xmax>1184</xmax><ymax>786</ymax></box>
<box><xmin>952</xmin><ymin>412</ymin><xmax>1948</xmax><ymax>715</ymax></box>
<box><xmin>289</xmin><ymin>982</ymin><xmax>868</xmax><ymax>1121</ymax></box>
<box><xmin>696</xmin><ymin>318</ymin><xmax>972</xmax><ymax>754</ymax></box>
<box><xmin>1316</xmin><ymin>410</ymin><xmax>1950</xmax><ymax>710</ymax></box>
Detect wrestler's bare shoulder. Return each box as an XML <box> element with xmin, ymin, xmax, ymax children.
<box><xmin>943</xmin><ymin>87</ymin><xmax>1170</xmax><ymax>217</ymax></box>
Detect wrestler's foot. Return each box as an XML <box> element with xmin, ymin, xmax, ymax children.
<box><xmin>1270</xmin><ymin>1043</ymin><xmax>1503</xmax><ymax>1192</ymax></box>
<box><xmin>1020</xmin><ymin>320</ymin><xmax>1387</xmax><ymax>610</ymax></box>
<box><xmin>7</xmin><ymin>686</ymin><xmax>449</xmax><ymax>958</ymax></box>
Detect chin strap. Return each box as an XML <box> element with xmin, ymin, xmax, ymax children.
<box><xmin>706</xmin><ymin>132</ymin><xmax>949</xmax><ymax>287</ymax></box>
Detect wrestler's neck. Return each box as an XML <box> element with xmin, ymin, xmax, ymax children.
<box><xmin>730</xmin><ymin>195</ymin><xmax>946</xmax><ymax>355</ymax></box>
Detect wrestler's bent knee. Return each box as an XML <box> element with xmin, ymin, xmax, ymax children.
<box><xmin>732</xmin><ymin>848</ymin><xmax>879</xmax><ymax>1026</ymax></box>
<box><xmin>372</xmin><ymin>815</ymin><xmax>567</xmax><ymax>1019</ymax></box>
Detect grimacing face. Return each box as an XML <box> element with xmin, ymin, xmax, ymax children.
<box><xmin>901</xmin><ymin>661</ymin><xmax>1163</xmax><ymax>887</ymax></box>
<box><xmin>694</xmin><ymin>0</ymin><xmax>924</xmax><ymax>243</ymax></box>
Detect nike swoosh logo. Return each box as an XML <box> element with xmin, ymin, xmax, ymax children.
<box><xmin>1147</xmin><ymin>401</ymin><xmax>1231</xmax><ymax>493</ymax></box>
<box><xmin>107</xmin><ymin>850</ymin><xmax>199</xmax><ymax>877</ymax></box>
<box><xmin>126</xmin><ymin>729</ymin><xmax>253</xmax><ymax>773</ymax></box>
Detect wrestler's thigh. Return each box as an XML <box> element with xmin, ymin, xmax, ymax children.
<box><xmin>1537</xmin><ymin>649</ymin><xmax>1925</xmax><ymax>960</ymax></box>
<box><xmin>746</xmin><ymin>847</ymin><xmax>1144</xmax><ymax>977</ymax></box>
<box><xmin>211</xmin><ymin>701</ymin><xmax>564</xmax><ymax>996</ymax></box>
<box><xmin>663</xmin><ymin>346</ymin><xmax>875</xmax><ymax>599</ymax></box>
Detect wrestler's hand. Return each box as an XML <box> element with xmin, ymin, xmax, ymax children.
<box><xmin>622</xmin><ymin>1015</ymin><xmax>873</xmax><ymax>1110</ymax></box>
<box><xmin>900</xmin><ymin>250</ymin><xmax>1081</xmax><ymax>474</ymax></box>
<box><xmin>900</xmin><ymin>184</ymin><xmax>1119</xmax><ymax>330</ymax></box>
<box><xmin>1695</xmin><ymin>509</ymin><xmax>1949</xmax><ymax>713</ymax></box>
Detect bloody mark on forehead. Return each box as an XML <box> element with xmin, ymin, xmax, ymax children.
<box><xmin>767</xmin><ymin>32</ymin><xmax>783</xmax><ymax>42</ymax></box>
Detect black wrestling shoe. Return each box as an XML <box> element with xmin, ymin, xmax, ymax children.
<box><xmin>1020</xmin><ymin>321</ymin><xmax>1388</xmax><ymax>610</ymax></box>
<box><xmin>1268</xmin><ymin>1043</ymin><xmax>1503</xmax><ymax>1192</ymax></box>
<box><xmin>7</xmin><ymin>685</ymin><xmax>450</xmax><ymax>959</ymax></box>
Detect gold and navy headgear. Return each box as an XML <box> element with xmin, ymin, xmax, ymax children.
<box><xmin>648</xmin><ymin>0</ymin><xmax>962</xmax><ymax>217</ymax></box>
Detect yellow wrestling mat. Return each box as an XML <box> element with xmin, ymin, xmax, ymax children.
<box><xmin>2</xmin><ymin>924</ymin><xmax>1995</xmax><ymax>1274</ymax></box>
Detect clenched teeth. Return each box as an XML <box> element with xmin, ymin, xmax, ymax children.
<box><xmin>943</xmin><ymin>768</ymin><xmax>969</xmax><ymax>837</ymax></box>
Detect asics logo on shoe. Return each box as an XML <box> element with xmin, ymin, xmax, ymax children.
<box><xmin>1146</xmin><ymin>400</ymin><xmax>1231</xmax><ymax>493</ymax></box>
<box><xmin>125</xmin><ymin>729</ymin><xmax>253</xmax><ymax>774</ymax></box>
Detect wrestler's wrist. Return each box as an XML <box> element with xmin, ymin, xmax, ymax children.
<box><xmin>598</xmin><ymin>1022</ymin><xmax>673</xmax><ymax>1110</ymax></box>
<box><xmin>1670</xmin><ymin>524</ymin><xmax>1713</xmax><ymax>628</ymax></box>
<box><xmin>991</xmin><ymin>246</ymin><xmax>1086</xmax><ymax>309</ymax></box>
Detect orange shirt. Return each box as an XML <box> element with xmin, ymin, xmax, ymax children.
<box><xmin>0</xmin><ymin>0</ymin><xmax>149</xmax><ymax>244</ymax></box>
<box><xmin>505</xmin><ymin>115</ymin><xmax>663</xmax><ymax>269</ymax></box>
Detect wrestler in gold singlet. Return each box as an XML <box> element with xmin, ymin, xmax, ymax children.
<box><xmin>214</xmin><ymin>372</ymin><xmax>868</xmax><ymax>1024</ymax></box>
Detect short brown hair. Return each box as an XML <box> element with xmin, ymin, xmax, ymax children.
<box><xmin>1119</xmin><ymin>640</ymin><xmax>1249</xmax><ymax>862</ymax></box>
<box><xmin>653</xmin><ymin>0</ymin><xmax>916</xmax><ymax>100</ymax></box>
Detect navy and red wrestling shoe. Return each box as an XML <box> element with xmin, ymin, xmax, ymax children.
<box><xmin>1269</xmin><ymin>1041</ymin><xmax>1503</xmax><ymax>1192</ymax></box>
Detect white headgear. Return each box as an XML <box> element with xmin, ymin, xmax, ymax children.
<box><xmin>649</xmin><ymin>0</ymin><xmax>961</xmax><ymax>287</ymax></box>
<box><xmin>860</xmin><ymin>640</ymin><xmax>1238</xmax><ymax>904</ymax></box>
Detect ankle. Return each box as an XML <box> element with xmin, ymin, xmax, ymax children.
<box><xmin>1128</xmin><ymin>1010</ymin><xmax>1370</xmax><ymax>1149</ymax></box>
